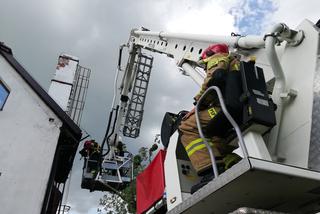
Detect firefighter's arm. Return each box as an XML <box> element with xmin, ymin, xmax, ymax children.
<box><xmin>194</xmin><ymin>75</ymin><xmax>211</xmax><ymax>102</ymax></box>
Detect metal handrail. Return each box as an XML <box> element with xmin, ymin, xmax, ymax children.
<box><xmin>100</xmin><ymin>155</ymin><xmax>133</xmax><ymax>183</ymax></box>
<box><xmin>56</xmin><ymin>205</ymin><xmax>71</xmax><ymax>214</ymax></box>
<box><xmin>195</xmin><ymin>86</ymin><xmax>248</xmax><ymax>178</ymax></box>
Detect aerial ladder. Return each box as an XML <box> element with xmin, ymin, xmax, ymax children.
<box><xmin>82</xmin><ymin>19</ymin><xmax>320</xmax><ymax>213</ymax></box>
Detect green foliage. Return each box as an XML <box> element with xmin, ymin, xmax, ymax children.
<box><xmin>148</xmin><ymin>144</ymin><xmax>158</xmax><ymax>163</ymax></box>
<box><xmin>138</xmin><ymin>147</ymin><xmax>148</xmax><ymax>161</ymax></box>
<box><xmin>149</xmin><ymin>143</ymin><xmax>158</xmax><ymax>153</ymax></box>
<box><xmin>99</xmin><ymin>193</ymin><xmax>128</xmax><ymax>213</ymax></box>
<box><xmin>133</xmin><ymin>155</ymin><xmax>142</xmax><ymax>167</ymax></box>
<box><xmin>121</xmin><ymin>180</ymin><xmax>136</xmax><ymax>213</ymax></box>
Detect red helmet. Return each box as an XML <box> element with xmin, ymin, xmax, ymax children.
<box><xmin>84</xmin><ymin>140</ymin><xmax>93</xmax><ymax>149</ymax></box>
<box><xmin>201</xmin><ymin>44</ymin><xmax>229</xmax><ymax>59</ymax></box>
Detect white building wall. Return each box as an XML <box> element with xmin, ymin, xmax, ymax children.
<box><xmin>0</xmin><ymin>55</ymin><xmax>62</xmax><ymax>214</ymax></box>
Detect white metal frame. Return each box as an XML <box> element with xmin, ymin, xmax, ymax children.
<box><xmin>164</xmin><ymin>132</ymin><xmax>184</xmax><ymax>211</ymax></box>
<box><xmin>100</xmin><ymin>154</ymin><xmax>133</xmax><ymax>183</ymax></box>
<box><xmin>104</xmin><ymin>19</ymin><xmax>320</xmax><ymax>212</ymax></box>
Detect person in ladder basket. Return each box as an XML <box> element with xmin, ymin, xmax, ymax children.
<box><xmin>79</xmin><ymin>140</ymin><xmax>101</xmax><ymax>177</ymax></box>
<box><xmin>79</xmin><ymin>140</ymin><xmax>93</xmax><ymax>158</ymax></box>
<box><xmin>179</xmin><ymin>43</ymin><xmax>242</xmax><ymax>193</ymax></box>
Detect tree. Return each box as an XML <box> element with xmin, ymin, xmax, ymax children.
<box><xmin>138</xmin><ymin>147</ymin><xmax>148</xmax><ymax>161</ymax></box>
<box><xmin>148</xmin><ymin>144</ymin><xmax>158</xmax><ymax>163</ymax></box>
<box><xmin>99</xmin><ymin>193</ymin><xmax>128</xmax><ymax>214</ymax></box>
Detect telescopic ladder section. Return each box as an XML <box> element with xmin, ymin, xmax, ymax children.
<box><xmin>123</xmin><ymin>53</ymin><xmax>153</xmax><ymax>138</ymax></box>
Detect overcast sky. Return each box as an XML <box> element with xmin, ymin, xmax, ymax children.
<box><xmin>0</xmin><ymin>0</ymin><xmax>319</xmax><ymax>213</ymax></box>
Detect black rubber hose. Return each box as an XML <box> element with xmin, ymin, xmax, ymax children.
<box><xmin>99</xmin><ymin>109</ymin><xmax>114</xmax><ymax>175</ymax></box>
<box><xmin>99</xmin><ymin>105</ymin><xmax>119</xmax><ymax>175</ymax></box>
<box><xmin>80</xmin><ymin>134</ymin><xmax>90</xmax><ymax>141</ymax></box>
<box><xmin>100</xmin><ymin>109</ymin><xmax>114</xmax><ymax>157</ymax></box>
<box><xmin>118</xmin><ymin>46</ymin><xmax>123</xmax><ymax>70</ymax></box>
<box><xmin>102</xmin><ymin>105</ymin><xmax>120</xmax><ymax>157</ymax></box>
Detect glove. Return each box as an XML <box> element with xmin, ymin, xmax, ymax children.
<box><xmin>182</xmin><ymin>108</ymin><xmax>195</xmax><ymax>120</ymax></box>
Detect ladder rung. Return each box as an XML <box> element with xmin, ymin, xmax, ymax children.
<box><xmin>123</xmin><ymin>53</ymin><xmax>153</xmax><ymax>138</ymax></box>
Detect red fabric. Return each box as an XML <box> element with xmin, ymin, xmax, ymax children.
<box><xmin>136</xmin><ymin>150</ymin><xmax>166</xmax><ymax>214</ymax></box>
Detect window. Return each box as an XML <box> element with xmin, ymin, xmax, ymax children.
<box><xmin>0</xmin><ymin>80</ymin><xmax>9</xmax><ymax>110</ymax></box>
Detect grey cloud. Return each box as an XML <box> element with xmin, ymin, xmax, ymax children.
<box><xmin>0</xmin><ymin>0</ymin><xmax>211</xmax><ymax>213</ymax></box>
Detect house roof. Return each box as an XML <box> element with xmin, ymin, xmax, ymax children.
<box><xmin>0</xmin><ymin>42</ymin><xmax>82</xmax><ymax>139</ymax></box>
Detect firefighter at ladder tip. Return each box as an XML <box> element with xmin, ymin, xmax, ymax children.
<box><xmin>79</xmin><ymin>139</ymin><xmax>101</xmax><ymax>176</ymax></box>
<box><xmin>179</xmin><ymin>43</ymin><xmax>243</xmax><ymax>193</ymax></box>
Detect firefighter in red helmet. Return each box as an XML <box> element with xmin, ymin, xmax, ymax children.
<box><xmin>179</xmin><ymin>43</ymin><xmax>241</xmax><ymax>193</ymax></box>
<box><xmin>200</xmin><ymin>43</ymin><xmax>229</xmax><ymax>60</ymax></box>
